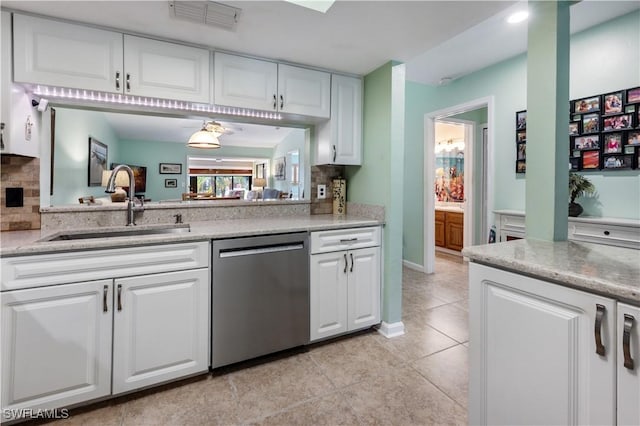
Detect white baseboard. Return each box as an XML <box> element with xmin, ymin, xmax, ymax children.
<box><xmin>377</xmin><ymin>321</ymin><xmax>405</xmax><ymax>338</ymax></box>
<box><xmin>402</xmin><ymin>259</ymin><xmax>424</xmax><ymax>272</ymax></box>
<box><xmin>435</xmin><ymin>247</ymin><xmax>463</xmax><ymax>257</ymax></box>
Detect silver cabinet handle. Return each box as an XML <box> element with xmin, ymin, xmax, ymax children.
<box><xmin>595</xmin><ymin>304</ymin><xmax>606</xmax><ymax>356</ymax></box>
<box><xmin>117</xmin><ymin>284</ymin><xmax>123</xmax><ymax>311</ymax></box>
<box><xmin>115</xmin><ymin>71</ymin><xmax>120</xmax><ymax>90</ymax></box>
<box><xmin>350</xmin><ymin>253</ymin><xmax>354</xmax><ymax>273</ymax></box>
<box><xmin>103</xmin><ymin>285</ymin><xmax>109</xmax><ymax>312</ymax></box>
<box><xmin>273</xmin><ymin>94</ymin><xmax>277</xmax><ymax>110</ymax></box>
<box><xmin>280</xmin><ymin>94</ymin><xmax>284</xmax><ymax>109</ymax></box>
<box><xmin>343</xmin><ymin>253</ymin><xmax>347</xmax><ymax>274</ymax></box>
<box><xmin>340</xmin><ymin>238</ymin><xmax>357</xmax><ymax>243</ymax></box>
<box><xmin>332</xmin><ymin>145</ymin><xmax>336</xmax><ymax>163</ymax></box>
<box><xmin>623</xmin><ymin>314</ymin><xmax>635</xmax><ymax>370</ymax></box>
<box><xmin>126</xmin><ymin>73</ymin><xmax>131</xmax><ymax>92</ymax></box>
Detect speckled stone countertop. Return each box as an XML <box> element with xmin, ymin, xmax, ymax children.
<box><xmin>1</xmin><ymin>215</ymin><xmax>381</xmax><ymax>257</ymax></box>
<box><xmin>463</xmin><ymin>239</ymin><xmax>640</xmax><ymax>304</ymax></box>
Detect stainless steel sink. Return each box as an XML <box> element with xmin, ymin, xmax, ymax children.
<box><xmin>41</xmin><ymin>224</ymin><xmax>191</xmax><ymax>241</ymax></box>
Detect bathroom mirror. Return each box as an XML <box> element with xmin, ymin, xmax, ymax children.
<box><xmin>46</xmin><ymin>107</ymin><xmax>310</xmax><ymax>205</ymax></box>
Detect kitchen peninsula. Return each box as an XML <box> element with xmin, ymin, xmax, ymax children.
<box><xmin>464</xmin><ymin>239</ymin><xmax>640</xmax><ymax>425</ymax></box>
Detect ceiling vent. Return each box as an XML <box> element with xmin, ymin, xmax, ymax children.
<box><xmin>169</xmin><ymin>1</ymin><xmax>241</xmax><ymax>31</ymax></box>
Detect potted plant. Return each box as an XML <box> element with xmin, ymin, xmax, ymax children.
<box><xmin>569</xmin><ymin>172</ymin><xmax>595</xmax><ymax>217</ymax></box>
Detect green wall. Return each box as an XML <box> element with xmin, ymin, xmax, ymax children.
<box><xmin>403</xmin><ymin>10</ymin><xmax>640</xmax><ymax>267</ymax></box>
<box><xmin>347</xmin><ymin>61</ymin><xmax>405</xmax><ymax>325</ymax></box>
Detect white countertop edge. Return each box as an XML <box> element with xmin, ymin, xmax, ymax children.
<box><xmin>493</xmin><ymin>210</ymin><xmax>640</xmax><ymax>227</ymax></box>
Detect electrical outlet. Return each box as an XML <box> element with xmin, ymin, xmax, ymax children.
<box><xmin>317</xmin><ymin>184</ymin><xmax>326</xmax><ymax>199</ymax></box>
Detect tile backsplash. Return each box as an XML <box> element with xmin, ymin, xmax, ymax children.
<box><xmin>310</xmin><ymin>165</ymin><xmax>345</xmax><ymax>215</ymax></box>
<box><xmin>1</xmin><ymin>155</ymin><xmax>41</xmax><ymax>231</ymax></box>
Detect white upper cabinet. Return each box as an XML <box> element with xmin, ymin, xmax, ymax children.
<box><xmin>315</xmin><ymin>74</ymin><xmax>363</xmax><ymax>165</ymax></box>
<box><xmin>277</xmin><ymin>64</ymin><xmax>330</xmax><ymax>118</ymax></box>
<box><xmin>214</xmin><ymin>52</ymin><xmax>278</xmax><ymax>111</ymax></box>
<box><xmin>123</xmin><ymin>35</ymin><xmax>210</xmax><ymax>103</ymax></box>
<box><xmin>13</xmin><ymin>14</ymin><xmax>123</xmax><ymax>93</ymax></box>
<box><xmin>214</xmin><ymin>52</ymin><xmax>330</xmax><ymax>118</ymax></box>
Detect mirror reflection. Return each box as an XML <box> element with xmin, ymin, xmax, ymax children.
<box><xmin>50</xmin><ymin>107</ymin><xmax>309</xmax><ymax>205</ymax></box>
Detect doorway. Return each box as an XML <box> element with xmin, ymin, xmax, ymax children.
<box><xmin>423</xmin><ymin>97</ymin><xmax>494</xmax><ymax>273</ymax></box>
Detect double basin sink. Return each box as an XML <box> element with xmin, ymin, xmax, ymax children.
<box><xmin>41</xmin><ymin>224</ymin><xmax>191</xmax><ymax>241</ymax></box>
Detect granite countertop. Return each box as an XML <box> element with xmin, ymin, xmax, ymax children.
<box><xmin>463</xmin><ymin>239</ymin><xmax>640</xmax><ymax>304</ymax></box>
<box><xmin>0</xmin><ymin>215</ymin><xmax>382</xmax><ymax>257</ymax></box>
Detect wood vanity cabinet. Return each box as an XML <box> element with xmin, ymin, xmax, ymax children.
<box><xmin>435</xmin><ymin>210</ymin><xmax>463</xmax><ymax>251</ymax></box>
<box><xmin>469</xmin><ymin>262</ymin><xmax>640</xmax><ymax>425</ymax></box>
<box><xmin>0</xmin><ymin>242</ymin><xmax>210</xmax><ymax>418</ymax></box>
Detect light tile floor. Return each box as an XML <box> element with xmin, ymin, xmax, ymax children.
<box><xmin>43</xmin><ymin>252</ymin><xmax>469</xmax><ymax>426</ymax></box>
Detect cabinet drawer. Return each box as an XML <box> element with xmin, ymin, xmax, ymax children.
<box><xmin>310</xmin><ymin>227</ymin><xmax>380</xmax><ymax>254</ymax></box>
<box><xmin>435</xmin><ymin>210</ymin><xmax>446</xmax><ymax>222</ymax></box>
<box><xmin>568</xmin><ymin>223</ymin><xmax>640</xmax><ymax>249</ymax></box>
<box><xmin>446</xmin><ymin>211</ymin><xmax>464</xmax><ymax>225</ymax></box>
<box><xmin>1</xmin><ymin>242</ymin><xmax>210</xmax><ymax>291</ymax></box>
<box><xmin>501</xmin><ymin>214</ymin><xmax>525</xmax><ymax>234</ymax></box>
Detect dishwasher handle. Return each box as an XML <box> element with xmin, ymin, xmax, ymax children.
<box><xmin>219</xmin><ymin>242</ymin><xmax>304</xmax><ymax>258</ymax></box>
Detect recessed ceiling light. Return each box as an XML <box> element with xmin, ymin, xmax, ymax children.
<box><xmin>507</xmin><ymin>10</ymin><xmax>529</xmax><ymax>24</ymax></box>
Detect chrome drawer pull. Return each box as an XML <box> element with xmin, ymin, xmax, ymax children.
<box><xmin>595</xmin><ymin>304</ymin><xmax>606</xmax><ymax>356</ymax></box>
<box><xmin>115</xmin><ymin>71</ymin><xmax>120</xmax><ymax>90</ymax></box>
<box><xmin>343</xmin><ymin>253</ymin><xmax>347</xmax><ymax>274</ymax></box>
<box><xmin>103</xmin><ymin>285</ymin><xmax>108</xmax><ymax>312</ymax></box>
<box><xmin>340</xmin><ymin>238</ymin><xmax>358</xmax><ymax>243</ymax></box>
<box><xmin>623</xmin><ymin>314</ymin><xmax>635</xmax><ymax>370</ymax></box>
<box><xmin>350</xmin><ymin>253</ymin><xmax>354</xmax><ymax>273</ymax></box>
<box><xmin>117</xmin><ymin>284</ymin><xmax>123</xmax><ymax>311</ymax></box>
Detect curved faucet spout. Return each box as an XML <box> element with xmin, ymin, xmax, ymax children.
<box><xmin>105</xmin><ymin>164</ymin><xmax>141</xmax><ymax>226</ymax></box>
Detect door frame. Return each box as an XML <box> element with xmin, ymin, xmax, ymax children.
<box><xmin>424</xmin><ymin>96</ymin><xmax>494</xmax><ymax>273</ymax></box>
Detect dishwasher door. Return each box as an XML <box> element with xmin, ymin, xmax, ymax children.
<box><xmin>211</xmin><ymin>232</ymin><xmax>309</xmax><ymax>368</ymax></box>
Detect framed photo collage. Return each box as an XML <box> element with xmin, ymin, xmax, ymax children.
<box><xmin>515</xmin><ymin>86</ymin><xmax>640</xmax><ymax>174</ymax></box>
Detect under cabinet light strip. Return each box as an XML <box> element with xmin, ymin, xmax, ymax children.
<box><xmin>33</xmin><ymin>85</ymin><xmax>282</xmax><ymax>120</ymax></box>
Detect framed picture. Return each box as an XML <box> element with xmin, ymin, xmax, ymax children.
<box><xmin>572</xmin><ymin>150</ymin><xmax>581</xmax><ymax>158</ymax></box>
<box><xmin>573</xmin><ymin>135</ymin><xmax>599</xmax><ymax>150</ymax></box>
<box><xmin>570</xmin><ymin>158</ymin><xmax>580</xmax><ymax>171</ymax></box>
<box><xmin>603</xmin><ymin>154</ymin><xmax>633</xmax><ymax>170</ymax></box>
<box><xmin>582</xmin><ymin>113</ymin><xmax>599</xmax><ymax>134</ymax></box>
<box><xmin>255</xmin><ymin>163</ymin><xmax>266</xmax><ymax>179</ymax></box>
<box><xmin>626</xmin><ymin>87</ymin><xmax>640</xmax><ymax>104</ymax></box>
<box><xmin>516</xmin><ymin>130</ymin><xmax>526</xmax><ymax>142</ymax></box>
<box><xmin>625</xmin><ymin>104</ymin><xmax>636</xmax><ymax>114</ymax></box>
<box><xmin>516</xmin><ymin>160</ymin><xmax>526</xmax><ymax>174</ymax></box>
<box><xmin>517</xmin><ymin>143</ymin><xmax>526</xmax><ymax>160</ymax></box>
<box><xmin>516</xmin><ymin>110</ymin><xmax>527</xmax><ymax>130</ymax></box>
<box><xmin>637</xmin><ymin>110</ymin><xmax>640</xmax><ymax>128</ymax></box>
<box><xmin>627</xmin><ymin>131</ymin><xmax>640</xmax><ymax>146</ymax></box>
<box><xmin>88</xmin><ymin>137</ymin><xmax>108</xmax><ymax>186</ymax></box>
<box><xmin>603</xmin><ymin>132</ymin><xmax>623</xmax><ymax>153</ymax></box>
<box><xmin>573</xmin><ymin>96</ymin><xmax>600</xmax><ymax>113</ymax></box>
<box><xmin>603</xmin><ymin>113</ymin><xmax>633</xmax><ymax>131</ymax></box>
<box><xmin>624</xmin><ymin>145</ymin><xmax>635</xmax><ymax>155</ymax></box>
<box><xmin>582</xmin><ymin>150</ymin><xmax>600</xmax><ymax>170</ymax></box>
<box><xmin>274</xmin><ymin>157</ymin><xmax>286</xmax><ymax>180</ymax></box>
<box><xmin>111</xmin><ymin>163</ymin><xmax>147</xmax><ymax>193</ymax></box>
<box><xmin>159</xmin><ymin>163</ymin><xmax>182</xmax><ymax>174</ymax></box>
<box><xmin>569</xmin><ymin>121</ymin><xmax>580</xmax><ymax>136</ymax></box>
<box><xmin>164</xmin><ymin>178</ymin><xmax>177</xmax><ymax>188</ymax></box>
<box><xmin>603</xmin><ymin>91</ymin><xmax>623</xmax><ymax>115</ymax></box>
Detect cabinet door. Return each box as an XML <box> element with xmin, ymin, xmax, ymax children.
<box><xmin>278</xmin><ymin>64</ymin><xmax>330</xmax><ymax>118</ymax></box>
<box><xmin>332</xmin><ymin>74</ymin><xmax>362</xmax><ymax>164</ymax></box>
<box><xmin>1</xmin><ymin>280</ymin><xmax>112</xmax><ymax>415</ymax></box>
<box><xmin>469</xmin><ymin>263</ymin><xmax>616</xmax><ymax>426</ymax></box>
<box><xmin>214</xmin><ymin>52</ymin><xmax>277</xmax><ymax>111</ymax></box>
<box><xmin>112</xmin><ymin>269</ymin><xmax>209</xmax><ymax>394</ymax></box>
<box><xmin>347</xmin><ymin>247</ymin><xmax>380</xmax><ymax>331</ymax></box>
<box><xmin>618</xmin><ymin>303</ymin><xmax>640</xmax><ymax>425</ymax></box>
<box><xmin>445</xmin><ymin>212</ymin><xmax>464</xmax><ymax>251</ymax></box>
<box><xmin>310</xmin><ymin>251</ymin><xmax>348</xmax><ymax>341</ymax></box>
<box><xmin>434</xmin><ymin>211</ymin><xmax>446</xmax><ymax>247</ymax></box>
<box><xmin>124</xmin><ymin>35</ymin><xmax>210</xmax><ymax>103</ymax></box>
<box><xmin>13</xmin><ymin>14</ymin><xmax>123</xmax><ymax>93</ymax></box>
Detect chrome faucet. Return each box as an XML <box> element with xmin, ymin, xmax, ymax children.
<box><xmin>105</xmin><ymin>164</ymin><xmax>144</xmax><ymax>226</ymax></box>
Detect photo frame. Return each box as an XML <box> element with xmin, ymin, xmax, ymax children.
<box><xmin>627</xmin><ymin>131</ymin><xmax>640</xmax><ymax>146</ymax></box>
<box><xmin>582</xmin><ymin>113</ymin><xmax>599</xmax><ymax>134</ymax></box>
<box><xmin>570</xmin><ymin>158</ymin><xmax>580</xmax><ymax>171</ymax></box>
<box><xmin>159</xmin><ymin>163</ymin><xmax>182</xmax><ymax>174</ymax></box>
<box><xmin>164</xmin><ymin>178</ymin><xmax>177</xmax><ymax>188</ymax></box>
<box><xmin>603</xmin><ymin>133</ymin><xmax>623</xmax><ymax>153</ymax></box>
<box><xmin>626</xmin><ymin>87</ymin><xmax>640</xmax><ymax>104</ymax></box>
<box><xmin>603</xmin><ymin>154</ymin><xmax>633</xmax><ymax>170</ymax></box>
<box><xmin>111</xmin><ymin>163</ymin><xmax>147</xmax><ymax>193</ymax></box>
<box><xmin>572</xmin><ymin>150</ymin><xmax>581</xmax><ymax>158</ymax></box>
<box><xmin>573</xmin><ymin>96</ymin><xmax>600</xmax><ymax>113</ymax></box>
<box><xmin>625</xmin><ymin>104</ymin><xmax>636</xmax><ymax>114</ymax></box>
<box><xmin>515</xmin><ymin>160</ymin><xmax>526</xmax><ymax>174</ymax></box>
<box><xmin>516</xmin><ymin>110</ymin><xmax>527</xmax><ymax>130</ymax></box>
<box><xmin>582</xmin><ymin>150</ymin><xmax>600</xmax><ymax>170</ymax></box>
<box><xmin>517</xmin><ymin>143</ymin><xmax>526</xmax><ymax>160</ymax></box>
<box><xmin>573</xmin><ymin>135</ymin><xmax>599</xmax><ymax>150</ymax></box>
<box><xmin>569</xmin><ymin>122</ymin><xmax>580</xmax><ymax>136</ymax></box>
<box><xmin>516</xmin><ymin>130</ymin><xmax>526</xmax><ymax>142</ymax></box>
<box><xmin>603</xmin><ymin>113</ymin><xmax>633</xmax><ymax>132</ymax></box>
<box><xmin>624</xmin><ymin>145</ymin><xmax>635</xmax><ymax>155</ymax></box>
<box><xmin>88</xmin><ymin>137</ymin><xmax>108</xmax><ymax>186</ymax></box>
<box><xmin>255</xmin><ymin>163</ymin><xmax>266</xmax><ymax>179</ymax></box>
<box><xmin>274</xmin><ymin>157</ymin><xmax>286</xmax><ymax>180</ymax></box>
<box><xmin>603</xmin><ymin>91</ymin><xmax>623</xmax><ymax>115</ymax></box>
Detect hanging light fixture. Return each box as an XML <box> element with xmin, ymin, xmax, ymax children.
<box><xmin>187</xmin><ymin>121</ymin><xmax>224</xmax><ymax>148</ymax></box>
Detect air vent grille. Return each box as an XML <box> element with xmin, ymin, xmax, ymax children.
<box><xmin>169</xmin><ymin>1</ymin><xmax>241</xmax><ymax>31</ymax></box>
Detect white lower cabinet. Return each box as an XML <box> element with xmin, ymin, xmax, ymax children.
<box><xmin>470</xmin><ymin>262</ymin><xmax>640</xmax><ymax>425</ymax></box>
<box><xmin>112</xmin><ymin>269</ymin><xmax>209</xmax><ymax>394</ymax></box>
<box><xmin>310</xmin><ymin>228</ymin><xmax>381</xmax><ymax>342</ymax></box>
<box><xmin>1</xmin><ymin>280</ymin><xmax>113</xmax><ymax>413</ymax></box>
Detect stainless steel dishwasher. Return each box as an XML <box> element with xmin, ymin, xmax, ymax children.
<box><xmin>211</xmin><ymin>232</ymin><xmax>309</xmax><ymax>368</ymax></box>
